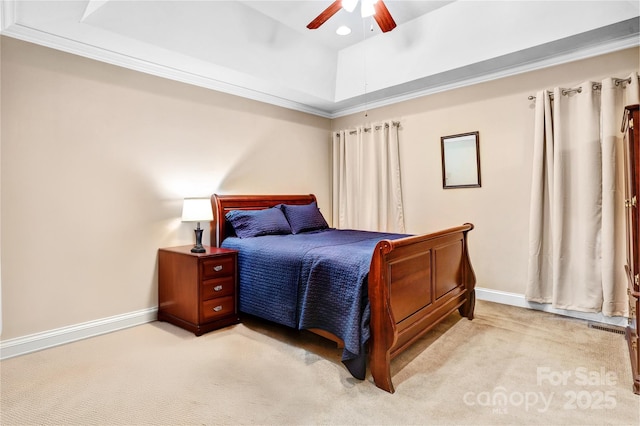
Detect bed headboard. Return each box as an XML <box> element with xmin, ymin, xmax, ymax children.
<box><xmin>210</xmin><ymin>194</ymin><xmax>317</xmax><ymax>246</ymax></box>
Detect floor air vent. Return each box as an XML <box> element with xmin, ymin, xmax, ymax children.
<box><xmin>587</xmin><ymin>322</ymin><xmax>626</xmax><ymax>335</ymax></box>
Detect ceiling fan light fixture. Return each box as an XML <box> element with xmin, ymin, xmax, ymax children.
<box><xmin>342</xmin><ymin>0</ymin><xmax>358</xmax><ymax>13</ymax></box>
<box><xmin>336</xmin><ymin>25</ymin><xmax>352</xmax><ymax>35</ymax></box>
<box><xmin>361</xmin><ymin>0</ymin><xmax>378</xmax><ymax>18</ymax></box>
<box><xmin>308</xmin><ymin>0</ymin><xmax>394</xmax><ymax>33</ymax></box>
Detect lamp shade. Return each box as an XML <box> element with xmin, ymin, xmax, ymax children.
<box><xmin>181</xmin><ymin>198</ymin><xmax>213</xmax><ymax>222</ymax></box>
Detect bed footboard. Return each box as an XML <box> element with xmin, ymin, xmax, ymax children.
<box><xmin>368</xmin><ymin>223</ymin><xmax>476</xmax><ymax>393</ymax></box>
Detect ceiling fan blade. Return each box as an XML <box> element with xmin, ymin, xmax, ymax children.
<box><xmin>373</xmin><ymin>0</ymin><xmax>397</xmax><ymax>33</ymax></box>
<box><xmin>307</xmin><ymin>1</ymin><xmax>343</xmax><ymax>29</ymax></box>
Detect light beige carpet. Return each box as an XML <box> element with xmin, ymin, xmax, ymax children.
<box><xmin>1</xmin><ymin>301</ymin><xmax>638</xmax><ymax>425</ymax></box>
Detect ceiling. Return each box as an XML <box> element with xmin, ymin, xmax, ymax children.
<box><xmin>1</xmin><ymin>1</ymin><xmax>639</xmax><ymax>118</ymax></box>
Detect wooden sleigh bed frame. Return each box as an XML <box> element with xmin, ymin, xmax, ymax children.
<box><xmin>210</xmin><ymin>194</ymin><xmax>476</xmax><ymax>393</ymax></box>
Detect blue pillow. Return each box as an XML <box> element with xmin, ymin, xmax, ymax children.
<box><xmin>279</xmin><ymin>202</ymin><xmax>329</xmax><ymax>234</ymax></box>
<box><xmin>225</xmin><ymin>208</ymin><xmax>292</xmax><ymax>238</ymax></box>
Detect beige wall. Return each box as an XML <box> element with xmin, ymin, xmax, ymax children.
<box><xmin>0</xmin><ymin>37</ymin><xmax>331</xmax><ymax>339</ymax></box>
<box><xmin>1</xmin><ymin>35</ymin><xmax>638</xmax><ymax>342</ymax></box>
<box><xmin>333</xmin><ymin>47</ymin><xmax>640</xmax><ymax>296</ymax></box>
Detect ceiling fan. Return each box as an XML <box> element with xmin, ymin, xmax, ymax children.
<box><xmin>307</xmin><ymin>0</ymin><xmax>397</xmax><ymax>33</ymax></box>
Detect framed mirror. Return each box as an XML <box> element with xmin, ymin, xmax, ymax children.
<box><xmin>441</xmin><ymin>131</ymin><xmax>481</xmax><ymax>189</ymax></box>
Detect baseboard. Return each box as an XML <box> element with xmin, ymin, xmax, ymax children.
<box><xmin>0</xmin><ymin>307</ymin><xmax>158</xmax><ymax>360</ymax></box>
<box><xmin>475</xmin><ymin>287</ymin><xmax>629</xmax><ymax>327</ymax></box>
<box><xmin>0</xmin><ymin>289</ymin><xmax>629</xmax><ymax>360</ymax></box>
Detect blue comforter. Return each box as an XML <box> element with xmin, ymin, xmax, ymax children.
<box><xmin>221</xmin><ymin>228</ymin><xmax>408</xmax><ymax>379</ymax></box>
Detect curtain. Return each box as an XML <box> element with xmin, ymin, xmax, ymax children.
<box><xmin>332</xmin><ymin>121</ymin><xmax>405</xmax><ymax>233</ymax></box>
<box><xmin>526</xmin><ymin>73</ymin><xmax>640</xmax><ymax>316</ymax></box>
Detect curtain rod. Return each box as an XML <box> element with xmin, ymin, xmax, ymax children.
<box><xmin>527</xmin><ymin>76</ymin><xmax>637</xmax><ymax>100</ymax></box>
<box><xmin>335</xmin><ymin>121</ymin><xmax>401</xmax><ymax>137</ymax></box>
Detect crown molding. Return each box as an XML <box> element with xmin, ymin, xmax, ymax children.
<box><xmin>0</xmin><ymin>0</ymin><xmax>17</xmax><ymax>32</ymax></box>
<box><xmin>1</xmin><ymin>22</ymin><xmax>335</xmax><ymax>118</ymax></box>
<box><xmin>329</xmin><ymin>33</ymin><xmax>640</xmax><ymax>118</ymax></box>
<box><xmin>1</xmin><ymin>14</ymin><xmax>638</xmax><ymax>119</ymax></box>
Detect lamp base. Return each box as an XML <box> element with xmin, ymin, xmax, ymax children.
<box><xmin>191</xmin><ymin>226</ymin><xmax>206</xmax><ymax>253</ymax></box>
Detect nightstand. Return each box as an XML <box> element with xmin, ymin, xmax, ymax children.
<box><xmin>158</xmin><ymin>245</ymin><xmax>239</xmax><ymax>335</ymax></box>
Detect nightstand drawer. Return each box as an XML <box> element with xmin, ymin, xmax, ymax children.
<box><xmin>201</xmin><ymin>256</ymin><xmax>234</xmax><ymax>279</ymax></box>
<box><xmin>201</xmin><ymin>276</ymin><xmax>234</xmax><ymax>300</ymax></box>
<box><xmin>202</xmin><ymin>296</ymin><xmax>235</xmax><ymax>321</ymax></box>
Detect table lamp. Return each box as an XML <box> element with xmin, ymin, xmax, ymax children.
<box><xmin>181</xmin><ymin>198</ymin><xmax>213</xmax><ymax>253</ymax></box>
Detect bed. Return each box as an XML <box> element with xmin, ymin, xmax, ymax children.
<box><xmin>210</xmin><ymin>194</ymin><xmax>476</xmax><ymax>393</ymax></box>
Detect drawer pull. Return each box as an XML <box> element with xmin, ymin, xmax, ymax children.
<box><xmin>213</xmin><ymin>265</ymin><xmax>223</xmax><ymax>272</ymax></box>
<box><xmin>213</xmin><ymin>305</ymin><xmax>223</xmax><ymax>312</ymax></box>
<box><xmin>213</xmin><ymin>285</ymin><xmax>223</xmax><ymax>292</ymax></box>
